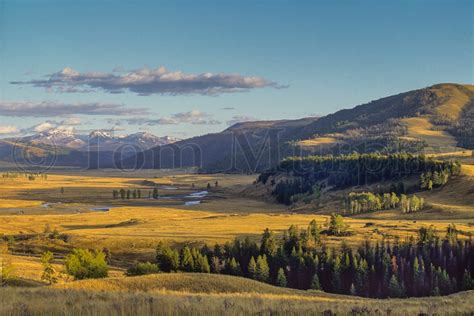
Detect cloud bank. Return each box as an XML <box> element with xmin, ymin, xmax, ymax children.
<box><xmin>0</xmin><ymin>125</ymin><xmax>19</xmax><ymax>135</ymax></box>
<box><xmin>124</xmin><ymin>110</ymin><xmax>221</xmax><ymax>126</ymax></box>
<box><xmin>11</xmin><ymin>66</ymin><xmax>286</xmax><ymax>96</ymax></box>
<box><xmin>0</xmin><ymin>100</ymin><xmax>148</xmax><ymax>117</ymax></box>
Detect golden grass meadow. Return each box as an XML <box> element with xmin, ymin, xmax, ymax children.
<box><xmin>0</xmin><ymin>163</ymin><xmax>473</xmax><ymax>315</ymax></box>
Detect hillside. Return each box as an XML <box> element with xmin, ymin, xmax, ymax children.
<box><xmin>1</xmin><ymin>274</ymin><xmax>473</xmax><ymax>315</ymax></box>
<box><xmin>53</xmin><ymin>273</ymin><xmax>311</xmax><ymax>294</ymax></box>
<box><xmin>120</xmin><ymin>83</ymin><xmax>474</xmax><ymax>172</ymax></box>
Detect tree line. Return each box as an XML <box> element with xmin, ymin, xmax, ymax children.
<box><xmin>112</xmin><ymin>188</ymin><xmax>159</xmax><ymax>200</ymax></box>
<box><xmin>345</xmin><ymin>192</ymin><xmax>425</xmax><ymax>215</ymax></box>
<box><xmin>31</xmin><ymin>218</ymin><xmax>473</xmax><ymax>299</ymax></box>
<box><xmin>420</xmin><ymin>170</ymin><xmax>450</xmax><ymax>190</ymax></box>
<box><xmin>147</xmin><ymin>220</ymin><xmax>473</xmax><ymax>298</ymax></box>
<box><xmin>259</xmin><ymin>153</ymin><xmax>461</xmax><ymax>205</ymax></box>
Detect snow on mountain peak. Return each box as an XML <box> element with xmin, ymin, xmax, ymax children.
<box><xmin>21</xmin><ymin>129</ymin><xmax>178</xmax><ymax>151</ymax></box>
<box><xmin>37</xmin><ymin>126</ymin><xmax>75</xmax><ymax>139</ymax></box>
<box><xmin>89</xmin><ymin>130</ymin><xmax>114</xmax><ymax>139</ymax></box>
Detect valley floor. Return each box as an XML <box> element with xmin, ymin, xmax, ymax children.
<box><xmin>0</xmin><ymin>169</ymin><xmax>473</xmax><ymax>261</ymax></box>
<box><xmin>0</xmin><ymin>166</ymin><xmax>473</xmax><ymax>315</ymax></box>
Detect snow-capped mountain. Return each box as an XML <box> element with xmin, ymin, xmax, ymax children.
<box><xmin>15</xmin><ymin>129</ymin><xmax>178</xmax><ymax>152</ymax></box>
<box><xmin>120</xmin><ymin>132</ymin><xmax>178</xmax><ymax>146</ymax></box>
<box><xmin>89</xmin><ymin>130</ymin><xmax>114</xmax><ymax>140</ymax></box>
<box><xmin>22</xmin><ymin>127</ymin><xmax>87</xmax><ymax>149</ymax></box>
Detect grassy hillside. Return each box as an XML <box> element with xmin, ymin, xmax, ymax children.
<box><xmin>120</xmin><ymin>83</ymin><xmax>474</xmax><ymax>172</ymax></box>
<box><xmin>1</xmin><ymin>274</ymin><xmax>473</xmax><ymax>315</ymax></box>
<box><xmin>54</xmin><ymin>273</ymin><xmax>310</xmax><ymax>294</ymax></box>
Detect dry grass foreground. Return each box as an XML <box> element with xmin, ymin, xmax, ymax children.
<box><xmin>1</xmin><ymin>274</ymin><xmax>473</xmax><ymax>316</ymax></box>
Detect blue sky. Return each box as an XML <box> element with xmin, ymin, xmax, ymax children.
<box><xmin>0</xmin><ymin>0</ymin><xmax>472</xmax><ymax>138</ymax></box>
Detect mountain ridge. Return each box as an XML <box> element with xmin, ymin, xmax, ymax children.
<box><xmin>5</xmin><ymin>129</ymin><xmax>179</xmax><ymax>152</ymax></box>
<box><xmin>118</xmin><ymin>83</ymin><xmax>474</xmax><ymax>172</ymax></box>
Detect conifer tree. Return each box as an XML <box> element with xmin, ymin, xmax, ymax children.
<box><xmin>388</xmin><ymin>274</ymin><xmax>403</xmax><ymax>298</ymax></box>
<box><xmin>248</xmin><ymin>256</ymin><xmax>257</xmax><ymax>279</ymax></box>
<box><xmin>276</xmin><ymin>268</ymin><xmax>287</xmax><ymax>287</ymax></box>
<box><xmin>256</xmin><ymin>255</ymin><xmax>270</xmax><ymax>282</ymax></box>
<box><xmin>310</xmin><ymin>273</ymin><xmax>321</xmax><ymax>290</ymax></box>
<box><xmin>309</xmin><ymin>219</ymin><xmax>320</xmax><ymax>242</ymax></box>
<box><xmin>462</xmin><ymin>270</ymin><xmax>473</xmax><ymax>290</ymax></box>
<box><xmin>195</xmin><ymin>254</ymin><xmax>210</xmax><ymax>273</ymax></box>
<box><xmin>350</xmin><ymin>283</ymin><xmax>357</xmax><ymax>295</ymax></box>
<box><xmin>332</xmin><ymin>256</ymin><xmax>342</xmax><ymax>292</ymax></box>
<box><xmin>180</xmin><ymin>246</ymin><xmax>194</xmax><ymax>272</ymax></box>
<box><xmin>260</xmin><ymin>228</ymin><xmax>277</xmax><ymax>257</ymax></box>
<box><xmin>226</xmin><ymin>257</ymin><xmax>240</xmax><ymax>275</ymax></box>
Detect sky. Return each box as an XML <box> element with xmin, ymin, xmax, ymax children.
<box><xmin>0</xmin><ymin>0</ymin><xmax>472</xmax><ymax>139</ymax></box>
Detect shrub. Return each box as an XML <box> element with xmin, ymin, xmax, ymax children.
<box><xmin>65</xmin><ymin>249</ymin><xmax>108</xmax><ymax>280</ymax></box>
<box><xmin>126</xmin><ymin>262</ymin><xmax>160</xmax><ymax>276</ymax></box>
<box><xmin>41</xmin><ymin>251</ymin><xmax>58</xmax><ymax>284</ymax></box>
<box><xmin>0</xmin><ymin>258</ymin><xmax>15</xmax><ymax>285</ymax></box>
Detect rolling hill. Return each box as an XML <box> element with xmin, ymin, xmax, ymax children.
<box><xmin>1</xmin><ymin>274</ymin><xmax>473</xmax><ymax>315</ymax></box>
<box><xmin>119</xmin><ymin>83</ymin><xmax>474</xmax><ymax>172</ymax></box>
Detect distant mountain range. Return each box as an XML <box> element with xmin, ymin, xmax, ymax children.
<box><xmin>14</xmin><ymin>129</ymin><xmax>179</xmax><ymax>152</ymax></box>
<box><xmin>0</xmin><ymin>130</ymin><xmax>179</xmax><ymax>169</ymax></box>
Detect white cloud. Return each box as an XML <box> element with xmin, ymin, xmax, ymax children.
<box><xmin>125</xmin><ymin>110</ymin><xmax>221</xmax><ymax>126</ymax></box>
<box><xmin>12</xmin><ymin>66</ymin><xmax>287</xmax><ymax>96</ymax></box>
<box><xmin>22</xmin><ymin>119</ymin><xmax>80</xmax><ymax>136</ymax></box>
<box><xmin>33</xmin><ymin>122</ymin><xmax>54</xmax><ymax>133</ymax></box>
<box><xmin>0</xmin><ymin>125</ymin><xmax>19</xmax><ymax>134</ymax></box>
<box><xmin>0</xmin><ymin>100</ymin><xmax>149</xmax><ymax>117</ymax></box>
<box><xmin>61</xmin><ymin>117</ymin><xmax>81</xmax><ymax>125</ymax></box>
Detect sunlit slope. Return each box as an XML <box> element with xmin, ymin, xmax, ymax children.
<box><xmin>122</xmin><ymin>84</ymin><xmax>474</xmax><ymax>171</ymax></box>
<box><xmin>431</xmin><ymin>83</ymin><xmax>474</xmax><ymax>119</ymax></box>
<box><xmin>401</xmin><ymin>116</ymin><xmax>460</xmax><ymax>152</ymax></box>
<box><xmin>54</xmin><ymin>273</ymin><xmax>311</xmax><ymax>295</ymax></box>
<box><xmin>1</xmin><ymin>275</ymin><xmax>473</xmax><ymax>315</ymax></box>
<box><xmin>400</xmin><ymin>84</ymin><xmax>474</xmax><ymax>152</ymax></box>
<box><xmin>297</xmin><ymin>137</ymin><xmax>340</xmax><ymax>148</ymax></box>
<box><xmin>300</xmin><ymin>84</ymin><xmax>474</xmax><ymax>152</ymax></box>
